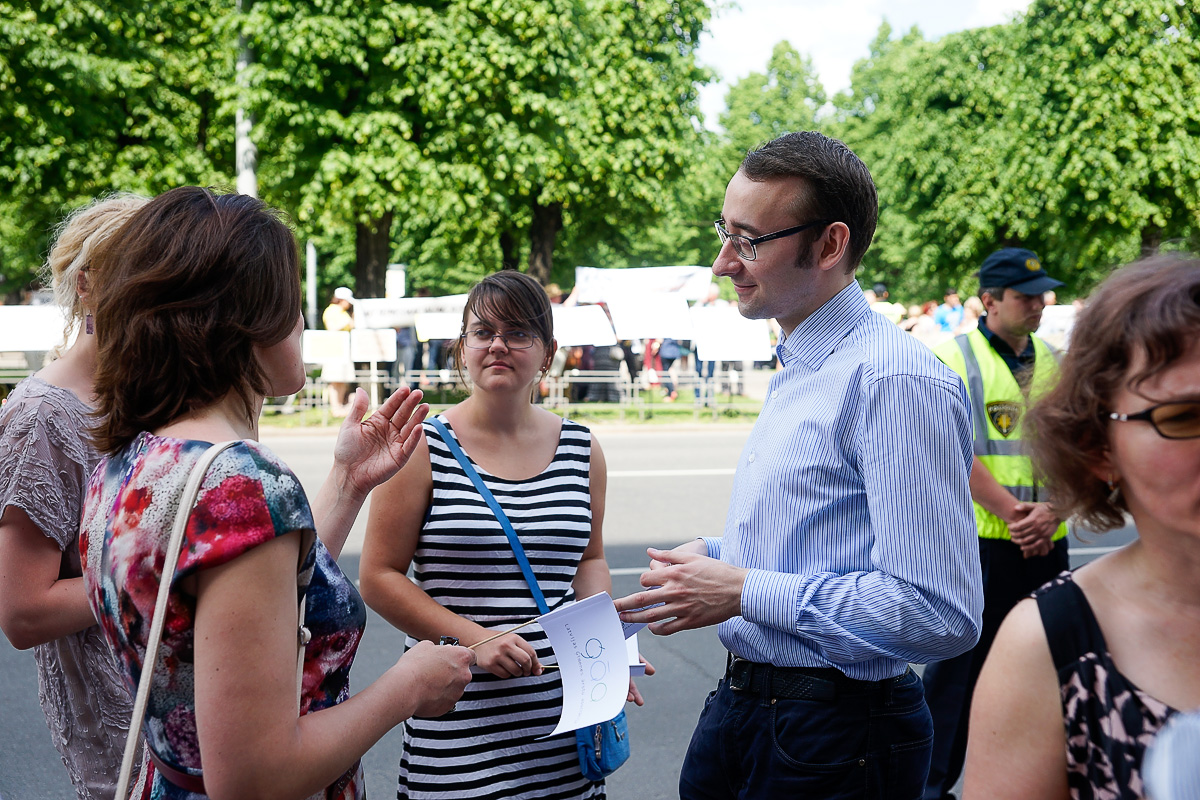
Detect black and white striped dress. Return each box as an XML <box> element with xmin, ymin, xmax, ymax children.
<box><xmin>397</xmin><ymin>415</ymin><xmax>604</xmax><ymax>800</ymax></box>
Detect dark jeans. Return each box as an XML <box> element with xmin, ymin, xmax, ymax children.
<box><xmin>660</xmin><ymin>356</ymin><xmax>677</xmax><ymax>394</ymax></box>
<box><xmin>680</xmin><ymin>665</ymin><xmax>933</xmax><ymax>800</ymax></box>
<box><xmin>921</xmin><ymin>536</ymin><xmax>1069</xmax><ymax>799</ymax></box>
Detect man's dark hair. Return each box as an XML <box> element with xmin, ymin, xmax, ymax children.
<box><xmin>90</xmin><ymin>186</ymin><xmax>301</xmax><ymax>453</ymax></box>
<box><xmin>740</xmin><ymin>131</ymin><xmax>878</xmax><ymax>272</ymax></box>
<box><xmin>979</xmin><ymin>286</ymin><xmax>1006</xmax><ymax>302</ymax></box>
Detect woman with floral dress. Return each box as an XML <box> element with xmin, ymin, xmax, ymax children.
<box><xmin>78</xmin><ymin>186</ymin><xmax>474</xmax><ymax>800</ymax></box>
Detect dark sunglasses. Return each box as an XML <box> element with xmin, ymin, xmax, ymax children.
<box><xmin>1109</xmin><ymin>401</ymin><xmax>1200</xmax><ymax>440</ymax></box>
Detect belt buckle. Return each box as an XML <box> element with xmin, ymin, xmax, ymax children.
<box><xmin>728</xmin><ymin>657</ymin><xmax>753</xmax><ymax>692</ymax></box>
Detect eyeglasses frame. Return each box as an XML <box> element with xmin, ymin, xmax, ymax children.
<box><xmin>1108</xmin><ymin>401</ymin><xmax>1200</xmax><ymax>440</ymax></box>
<box><xmin>714</xmin><ymin>218</ymin><xmax>833</xmax><ymax>262</ymax></box>
<box><xmin>460</xmin><ymin>329</ymin><xmax>539</xmax><ymax>350</ymax></box>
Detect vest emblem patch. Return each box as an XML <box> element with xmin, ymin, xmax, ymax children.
<box><xmin>987</xmin><ymin>402</ymin><xmax>1021</xmax><ymax>437</ymax></box>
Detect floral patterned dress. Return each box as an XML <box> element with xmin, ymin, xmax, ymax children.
<box><xmin>1035</xmin><ymin>572</ymin><xmax>1178</xmax><ymax>800</ymax></box>
<box><xmin>80</xmin><ymin>433</ymin><xmax>367</xmax><ymax>800</ymax></box>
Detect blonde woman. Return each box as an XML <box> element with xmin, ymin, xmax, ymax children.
<box><xmin>0</xmin><ymin>194</ymin><xmax>148</xmax><ymax>800</ymax></box>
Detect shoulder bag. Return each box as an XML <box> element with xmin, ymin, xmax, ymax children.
<box><xmin>427</xmin><ymin>417</ymin><xmax>629</xmax><ymax>783</ymax></box>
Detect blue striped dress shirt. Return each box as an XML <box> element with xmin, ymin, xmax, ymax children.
<box><xmin>703</xmin><ymin>283</ymin><xmax>983</xmax><ymax>680</ymax></box>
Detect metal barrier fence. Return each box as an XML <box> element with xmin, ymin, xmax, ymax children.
<box><xmin>262</xmin><ymin>367</ymin><xmax>759</xmax><ymax>423</ymax></box>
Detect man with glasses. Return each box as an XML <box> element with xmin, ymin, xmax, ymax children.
<box><xmin>616</xmin><ymin>131</ymin><xmax>982</xmax><ymax>799</ymax></box>
<box><xmin>921</xmin><ymin>248</ymin><xmax>1068</xmax><ymax>800</ymax></box>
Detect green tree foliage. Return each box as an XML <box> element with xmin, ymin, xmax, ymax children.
<box><xmin>721</xmin><ymin>40</ymin><xmax>825</xmax><ymax>158</ymax></box>
<box><xmin>0</xmin><ymin>0</ymin><xmax>235</xmax><ymax>293</ymax></box>
<box><xmin>834</xmin><ymin>2</ymin><xmax>1200</xmax><ymax>301</ymax></box>
<box><xmin>247</xmin><ymin>0</ymin><xmax>710</xmax><ymax>297</ymax></box>
<box><xmin>1005</xmin><ymin>0</ymin><xmax>1200</xmax><ymax>275</ymax></box>
<box><xmin>833</xmin><ymin>23</ymin><xmax>1021</xmax><ymax>300</ymax></box>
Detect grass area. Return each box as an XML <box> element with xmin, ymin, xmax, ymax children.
<box><xmin>260</xmin><ymin>393</ymin><xmax>762</xmax><ymax>430</ymax></box>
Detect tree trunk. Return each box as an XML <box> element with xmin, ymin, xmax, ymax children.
<box><xmin>1141</xmin><ymin>224</ymin><xmax>1162</xmax><ymax>257</ymax></box>
<box><xmin>499</xmin><ymin>229</ymin><xmax>519</xmax><ymax>271</ymax></box>
<box><xmin>355</xmin><ymin>212</ymin><xmax>394</xmax><ymax>299</ymax></box>
<box><xmin>527</xmin><ymin>199</ymin><xmax>563</xmax><ymax>285</ymax></box>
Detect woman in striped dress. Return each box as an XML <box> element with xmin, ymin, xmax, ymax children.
<box><xmin>361</xmin><ymin>271</ymin><xmax>647</xmax><ymax>800</ymax></box>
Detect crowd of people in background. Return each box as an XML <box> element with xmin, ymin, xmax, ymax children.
<box><xmin>313</xmin><ymin>278</ymin><xmax>761</xmax><ymax>410</ymax></box>
<box><xmin>869</xmin><ymin>280</ymin><xmax>1078</xmax><ymax>352</ymax></box>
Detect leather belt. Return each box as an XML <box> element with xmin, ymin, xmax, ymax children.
<box><xmin>149</xmin><ymin>749</ymin><xmax>207</xmax><ymax>794</ymax></box>
<box><xmin>725</xmin><ymin>654</ymin><xmax>900</xmax><ymax>702</ymax></box>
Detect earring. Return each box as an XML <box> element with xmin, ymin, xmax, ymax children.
<box><xmin>85</xmin><ymin>313</ymin><xmax>94</xmax><ymax>335</ymax></box>
<box><xmin>1106</xmin><ymin>475</ymin><xmax>1122</xmax><ymax>505</ymax></box>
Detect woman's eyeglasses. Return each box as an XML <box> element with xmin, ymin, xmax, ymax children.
<box><xmin>1109</xmin><ymin>401</ymin><xmax>1200</xmax><ymax>440</ymax></box>
<box><xmin>461</xmin><ymin>329</ymin><xmax>538</xmax><ymax>350</ymax></box>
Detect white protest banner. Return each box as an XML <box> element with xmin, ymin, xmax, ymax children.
<box><xmin>354</xmin><ymin>294</ymin><xmax>469</xmax><ymax>329</ymax></box>
<box><xmin>301</xmin><ymin>330</ymin><xmax>350</xmax><ymax>364</ymax></box>
<box><xmin>350</xmin><ymin>329</ymin><xmax>397</xmax><ymax>362</ymax></box>
<box><xmin>414</xmin><ymin>312</ymin><xmax>463</xmax><ymax>343</ymax></box>
<box><xmin>573</xmin><ymin>266</ymin><xmax>712</xmax><ymax>304</ymax></box>
<box><xmin>539</xmin><ymin>592</ymin><xmax>630</xmax><ymax>736</ymax></box>
<box><xmin>689</xmin><ymin>306</ymin><xmax>774</xmax><ymax>363</ymax></box>
<box><xmin>0</xmin><ymin>305</ymin><xmax>68</xmax><ymax>352</ymax></box>
<box><xmin>552</xmin><ymin>304</ymin><xmax>617</xmax><ymax>347</ymax></box>
<box><xmin>605</xmin><ymin>293</ymin><xmax>694</xmax><ymax>340</ymax></box>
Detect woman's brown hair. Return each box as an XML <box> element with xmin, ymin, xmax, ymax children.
<box><xmin>89</xmin><ymin>187</ymin><xmax>301</xmax><ymax>453</ymax></box>
<box><xmin>453</xmin><ymin>270</ymin><xmax>555</xmax><ymax>389</ymax></box>
<box><xmin>1027</xmin><ymin>254</ymin><xmax>1200</xmax><ymax>531</ymax></box>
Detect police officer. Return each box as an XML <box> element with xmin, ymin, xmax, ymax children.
<box><xmin>922</xmin><ymin>247</ymin><xmax>1068</xmax><ymax>800</ymax></box>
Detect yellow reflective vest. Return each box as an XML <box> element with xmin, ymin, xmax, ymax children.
<box><xmin>933</xmin><ymin>329</ymin><xmax>1068</xmax><ymax>542</ymax></box>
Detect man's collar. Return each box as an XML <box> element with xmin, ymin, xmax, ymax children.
<box><xmin>777</xmin><ymin>283</ymin><xmax>870</xmax><ymax>369</ymax></box>
<box><xmin>977</xmin><ymin>315</ymin><xmax>1034</xmax><ymax>359</ymax></box>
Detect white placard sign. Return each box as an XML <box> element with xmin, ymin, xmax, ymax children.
<box><xmin>301</xmin><ymin>330</ymin><xmax>350</xmax><ymax>364</ymax></box>
<box><xmin>539</xmin><ymin>592</ymin><xmax>630</xmax><ymax>736</ymax></box>
<box><xmin>0</xmin><ymin>305</ymin><xmax>68</xmax><ymax>352</ymax></box>
<box><xmin>605</xmin><ymin>293</ymin><xmax>695</xmax><ymax>340</ymax></box>
<box><xmin>350</xmin><ymin>329</ymin><xmax>397</xmax><ymax>362</ymax></box>
<box><xmin>414</xmin><ymin>312</ymin><xmax>464</xmax><ymax>342</ymax></box>
<box><xmin>552</xmin><ymin>304</ymin><xmax>617</xmax><ymax>347</ymax></box>
<box><xmin>572</xmin><ymin>266</ymin><xmax>712</xmax><ymax>304</ymax></box>
<box><xmin>689</xmin><ymin>306</ymin><xmax>774</xmax><ymax>362</ymax></box>
<box><xmin>354</xmin><ymin>294</ymin><xmax>469</xmax><ymax>329</ymax></box>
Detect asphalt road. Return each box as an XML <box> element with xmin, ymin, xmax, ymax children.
<box><xmin>0</xmin><ymin>426</ymin><xmax>1133</xmax><ymax>800</ymax></box>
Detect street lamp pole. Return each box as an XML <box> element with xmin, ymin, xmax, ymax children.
<box><xmin>235</xmin><ymin>0</ymin><xmax>257</xmax><ymax>198</ymax></box>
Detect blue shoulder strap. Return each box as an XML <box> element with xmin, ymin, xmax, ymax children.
<box><xmin>427</xmin><ymin>417</ymin><xmax>550</xmax><ymax>614</ymax></box>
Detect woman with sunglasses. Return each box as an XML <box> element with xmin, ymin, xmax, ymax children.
<box><xmin>361</xmin><ymin>270</ymin><xmax>648</xmax><ymax>800</ymax></box>
<box><xmin>963</xmin><ymin>254</ymin><xmax>1200</xmax><ymax>799</ymax></box>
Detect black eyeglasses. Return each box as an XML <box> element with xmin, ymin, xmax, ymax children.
<box><xmin>1109</xmin><ymin>401</ymin><xmax>1200</xmax><ymax>440</ymax></box>
<box><xmin>714</xmin><ymin>219</ymin><xmax>832</xmax><ymax>261</ymax></box>
<box><xmin>461</xmin><ymin>328</ymin><xmax>538</xmax><ymax>350</ymax></box>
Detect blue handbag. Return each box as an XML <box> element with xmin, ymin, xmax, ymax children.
<box><xmin>576</xmin><ymin>710</ymin><xmax>630</xmax><ymax>782</ymax></box>
<box><xmin>428</xmin><ymin>417</ymin><xmax>631</xmax><ymax>783</ymax></box>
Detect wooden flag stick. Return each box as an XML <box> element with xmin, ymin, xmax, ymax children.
<box><xmin>467</xmin><ymin>616</ymin><xmax>541</xmax><ymax>650</ymax></box>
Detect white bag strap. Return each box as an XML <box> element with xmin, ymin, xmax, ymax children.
<box><xmin>115</xmin><ymin>441</ymin><xmax>237</xmax><ymax>799</ymax></box>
